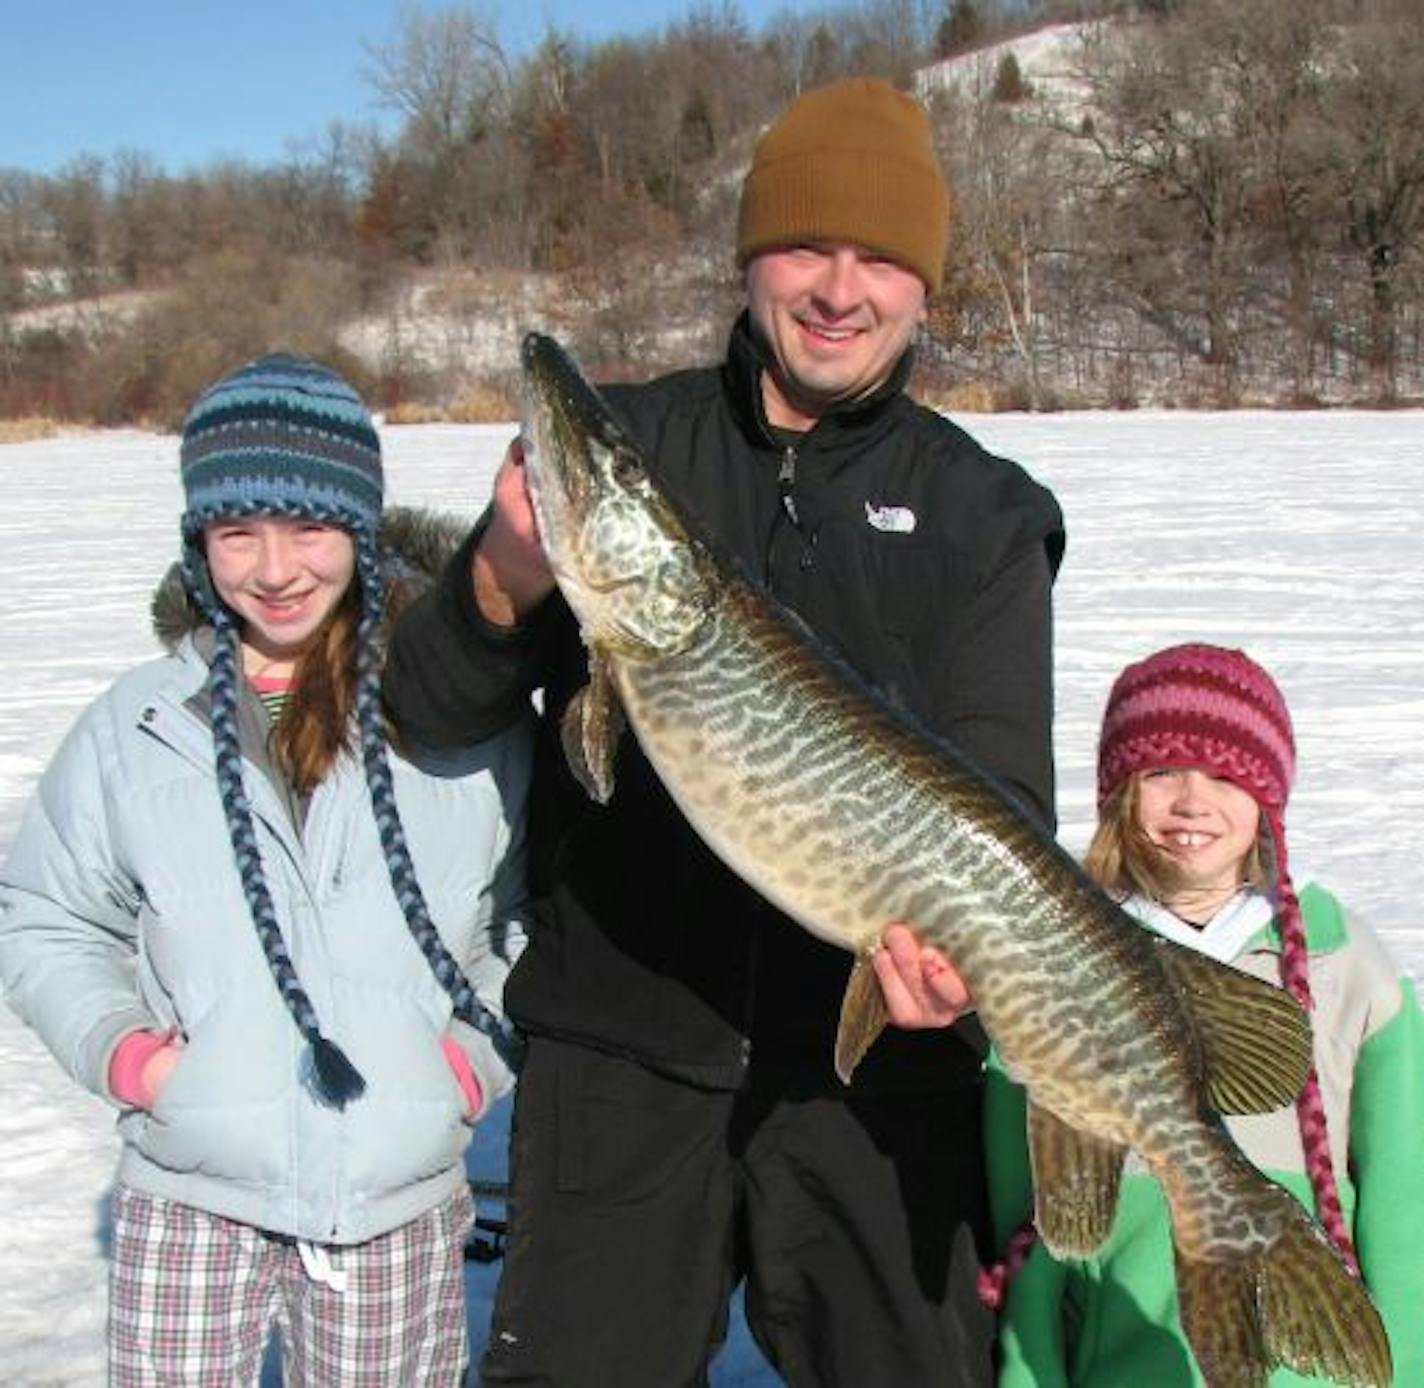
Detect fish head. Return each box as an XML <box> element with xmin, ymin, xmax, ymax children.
<box><xmin>519</xmin><ymin>332</ymin><xmax>708</xmax><ymax>659</ymax></box>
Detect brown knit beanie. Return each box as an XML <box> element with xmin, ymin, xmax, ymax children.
<box><xmin>736</xmin><ymin>78</ymin><xmax>950</xmax><ymax>293</ymax></box>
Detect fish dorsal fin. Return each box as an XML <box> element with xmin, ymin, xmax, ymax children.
<box><xmin>1028</xmin><ymin>1100</ymin><xmax>1126</xmax><ymax>1259</ymax></box>
<box><xmin>558</xmin><ymin>653</ymin><xmax>626</xmax><ymax>805</ymax></box>
<box><xmin>1151</xmin><ymin>935</ymin><xmax>1312</xmax><ymax>1115</ymax></box>
<box><xmin>834</xmin><ymin>952</ymin><xmax>889</xmax><ymax>1084</ymax></box>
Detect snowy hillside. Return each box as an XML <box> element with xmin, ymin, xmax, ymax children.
<box><xmin>917</xmin><ymin>19</ymin><xmax>1092</xmax><ymax>109</ymax></box>
<box><xmin>1</xmin><ymin>409</ymin><xmax>1421</xmax><ymax>1382</ymax></box>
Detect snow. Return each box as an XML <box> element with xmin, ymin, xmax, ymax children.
<box><xmin>917</xmin><ymin>20</ymin><xmax>1094</xmax><ymax>110</ymax></box>
<box><xmin>1</xmin><ymin>408</ymin><xmax>1421</xmax><ymax>1383</ymax></box>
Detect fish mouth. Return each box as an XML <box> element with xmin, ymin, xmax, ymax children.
<box><xmin>521</xmin><ymin>333</ymin><xmax>625</xmax><ymax>449</ymax></box>
<box><xmin>520</xmin><ymin>332</ymin><xmax>631</xmax><ymax>514</ymax></box>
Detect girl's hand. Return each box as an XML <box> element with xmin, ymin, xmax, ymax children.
<box><xmin>440</xmin><ymin>1035</ymin><xmax>484</xmax><ymax>1120</ymax></box>
<box><xmin>109</xmin><ymin>1028</ymin><xmax>183</xmax><ymax>1110</ymax></box>
<box><xmin>873</xmin><ymin>922</ymin><xmax>973</xmax><ymax>1029</ymax></box>
<box><xmin>138</xmin><ymin>1040</ymin><xmax>182</xmax><ymax>1109</ymax></box>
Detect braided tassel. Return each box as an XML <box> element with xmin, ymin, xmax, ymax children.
<box><xmin>977</xmin><ymin>1219</ymin><xmax>1038</xmax><ymax>1310</ymax></box>
<box><xmin>1265</xmin><ymin>809</ymin><xmax>1359</xmax><ymax>1274</ymax></box>
<box><xmin>207</xmin><ymin>608</ymin><xmax>366</xmax><ymax>1109</ymax></box>
<box><xmin>353</xmin><ymin>534</ymin><xmax>525</xmax><ymax>1072</ymax></box>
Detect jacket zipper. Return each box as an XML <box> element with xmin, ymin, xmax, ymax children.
<box><xmin>774</xmin><ymin>442</ymin><xmax>820</xmax><ymax>574</ymax></box>
<box><xmin>747</xmin><ymin>444</ymin><xmax>808</xmax><ymax>1065</ymax></box>
<box><xmin>777</xmin><ymin>445</ymin><xmax>799</xmax><ymax>525</ymax></box>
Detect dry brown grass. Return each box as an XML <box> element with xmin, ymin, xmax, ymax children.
<box><xmin>383</xmin><ymin>382</ymin><xmax>518</xmax><ymax>426</ymax></box>
<box><xmin>382</xmin><ymin>401</ymin><xmax>447</xmax><ymax>425</ymax></box>
<box><xmin>446</xmin><ymin>382</ymin><xmax>517</xmax><ymax>423</ymax></box>
<box><xmin>0</xmin><ymin>417</ymin><xmax>70</xmax><ymax>444</ymax></box>
<box><xmin>916</xmin><ymin>380</ymin><xmax>1004</xmax><ymax>413</ymax></box>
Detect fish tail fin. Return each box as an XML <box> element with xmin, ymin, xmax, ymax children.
<box><xmin>1174</xmin><ymin>1192</ymin><xmax>1392</xmax><ymax>1388</ymax></box>
<box><xmin>1257</xmin><ymin>1210</ymin><xmax>1391</xmax><ymax>1386</ymax></box>
<box><xmin>1173</xmin><ymin>1246</ymin><xmax>1267</xmax><ymax>1388</ymax></box>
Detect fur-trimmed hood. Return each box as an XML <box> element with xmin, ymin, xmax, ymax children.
<box><xmin>151</xmin><ymin>504</ymin><xmax>470</xmax><ymax>651</ymax></box>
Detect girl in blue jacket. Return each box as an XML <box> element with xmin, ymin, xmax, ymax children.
<box><xmin>0</xmin><ymin>355</ymin><xmax>530</xmax><ymax>1385</ymax></box>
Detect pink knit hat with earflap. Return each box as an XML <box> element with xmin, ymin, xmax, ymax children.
<box><xmin>1096</xmin><ymin>642</ymin><xmax>1295</xmax><ymax>813</ymax></box>
<box><xmin>1097</xmin><ymin>643</ymin><xmax>1357</xmax><ymax>1271</ymax></box>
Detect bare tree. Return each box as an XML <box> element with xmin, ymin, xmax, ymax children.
<box><xmin>1215</xmin><ymin>0</ymin><xmax>1336</xmax><ymax>396</ymax></box>
<box><xmin>364</xmin><ymin>3</ymin><xmax>511</xmax><ymax>149</ymax></box>
<box><xmin>1068</xmin><ymin>12</ymin><xmax>1260</xmax><ymax>372</ymax></box>
<box><xmin>927</xmin><ymin>51</ymin><xmax>1081</xmax><ymax>407</ymax></box>
<box><xmin>363</xmin><ymin>3</ymin><xmax>514</xmax><ymax>259</ymax></box>
<box><xmin>0</xmin><ymin>170</ymin><xmax>47</xmax><ymax>311</ymax></box>
<box><xmin>40</xmin><ymin>157</ymin><xmax>108</xmax><ymax>298</ymax></box>
<box><xmin>1319</xmin><ymin>0</ymin><xmax>1424</xmax><ymax>396</ymax></box>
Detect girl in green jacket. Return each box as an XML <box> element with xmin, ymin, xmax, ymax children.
<box><xmin>985</xmin><ymin>642</ymin><xmax>1424</xmax><ymax>1386</ymax></box>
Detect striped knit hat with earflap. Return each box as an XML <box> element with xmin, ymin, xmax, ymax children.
<box><xmin>180</xmin><ymin>352</ymin><xmax>518</xmax><ymax>1111</ymax></box>
<box><xmin>978</xmin><ymin>643</ymin><xmax>1357</xmax><ymax>1310</ymax></box>
<box><xmin>1102</xmin><ymin>645</ymin><xmax>1355</xmax><ymax>1261</ymax></box>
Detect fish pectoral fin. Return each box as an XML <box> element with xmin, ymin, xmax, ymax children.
<box><xmin>558</xmin><ymin>657</ymin><xmax>626</xmax><ymax>804</ymax></box>
<box><xmin>1151</xmin><ymin>936</ymin><xmax>1313</xmax><ymax>1114</ymax></box>
<box><xmin>834</xmin><ymin>953</ymin><xmax>889</xmax><ymax>1085</ymax></box>
<box><xmin>1027</xmin><ymin>1101</ymin><xmax>1125</xmax><ymax>1258</ymax></box>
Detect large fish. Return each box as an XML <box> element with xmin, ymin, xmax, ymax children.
<box><xmin>517</xmin><ymin>331</ymin><xmax>1392</xmax><ymax>1388</ymax></box>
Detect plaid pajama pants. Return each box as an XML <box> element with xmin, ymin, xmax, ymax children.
<box><xmin>108</xmin><ymin>1183</ymin><xmax>473</xmax><ymax>1387</ymax></box>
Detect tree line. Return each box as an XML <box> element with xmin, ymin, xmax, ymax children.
<box><xmin>934</xmin><ymin>0</ymin><xmax>1424</xmax><ymax>407</ymax></box>
<box><xmin>3</xmin><ymin>0</ymin><xmax>1423</xmax><ymax>424</ymax></box>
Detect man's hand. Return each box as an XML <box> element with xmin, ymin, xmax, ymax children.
<box><xmin>472</xmin><ymin>437</ymin><xmax>556</xmax><ymax>626</ymax></box>
<box><xmin>872</xmin><ymin>922</ymin><xmax>973</xmax><ymax>1029</ymax></box>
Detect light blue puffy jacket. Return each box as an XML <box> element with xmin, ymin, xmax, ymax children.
<box><xmin>0</xmin><ymin>514</ymin><xmax>530</xmax><ymax>1244</ymax></box>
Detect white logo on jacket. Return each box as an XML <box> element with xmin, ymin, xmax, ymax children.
<box><xmin>864</xmin><ymin>502</ymin><xmax>917</xmax><ymax>534</ymax></box>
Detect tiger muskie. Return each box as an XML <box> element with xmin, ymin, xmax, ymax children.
<box><xmin>517</xmin><ymin>331</ymin><xmax>1392</xmax><ymax>1388</ymax></box>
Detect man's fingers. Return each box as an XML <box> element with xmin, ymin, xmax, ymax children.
<box><xmin>493</xmin><ymin>442</ymin><xmax>537</xmax><ymax>528</ymax></box>
<box><xmin>921</xmin><ymin>951</ymin><xmax>971</xmax><ymax>1011</ymax></box>
<box><xmin>874</xmin><ymin>922</ymin><xmax>972</xmax><ymax>1025</ymax></box>
<box><xmin>871</xmin><ymin>941</ymin><xmax>921</xmax><ymax>1026</ymax></box>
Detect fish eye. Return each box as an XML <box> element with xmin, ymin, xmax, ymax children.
<box><xmin>611</xmin><ymin>450</ymin><xmax>642</xmax><ymax>488</ymax></box>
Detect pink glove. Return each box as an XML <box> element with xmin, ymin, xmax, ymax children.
<box><xmin>440</xmin><ymin>1036</ymin><xmax>484</xmax><ymax>1119</ymax></box>
<box><xmin>108</xmin><ymin>1028</ymin><xmax>180</xmax><ymax>1110</ymax></box>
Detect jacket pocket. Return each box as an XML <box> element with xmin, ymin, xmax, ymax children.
<box><xmin>136</xmin><ymin>997</ymin><xmax>291</xmax><ymax>1186</ymax></box>
<box><xmin>334</xmin><ymin>987</ymin><xmax>471</xmax><ymax>1199</ymax></box>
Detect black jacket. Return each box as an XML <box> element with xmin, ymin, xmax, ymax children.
<box><xmin>383</xmin><ymin>315</ymin><xmax>1065</xmax><ymax>1090</ymax></box>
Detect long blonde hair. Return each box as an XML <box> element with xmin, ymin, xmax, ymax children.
<box><xmin>1082</xmin><ymin>774</ymin><xmax>1267</xmax><ymax>903</ymax></box>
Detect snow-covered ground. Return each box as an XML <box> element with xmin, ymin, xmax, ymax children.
<box><xmin>1</xmin><ymin>409</ymin><xmax>1420</xmax><ymax>1383</ymax></box>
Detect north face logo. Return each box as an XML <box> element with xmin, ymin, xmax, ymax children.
<box><xmin>864</xmin><ymin>501</ymin><xmax>917</xmax><ymax>534</ymax></box>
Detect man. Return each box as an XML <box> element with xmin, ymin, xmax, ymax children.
<box><xmin>384</xmin><ymin>78</ymin><xmax>1065</xmax><ymax>1386</ymax></box>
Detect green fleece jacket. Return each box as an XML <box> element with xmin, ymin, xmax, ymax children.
<box><xmin>985</xmin><ymin>882</ymin><xmax>1424</xmax><ymax>1387</ymax></box>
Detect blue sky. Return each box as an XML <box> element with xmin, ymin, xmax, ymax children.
<box><xmin>2</xmin><ymin>0</ymin><xmax>832</xmax><ymax>176</ymax></box>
